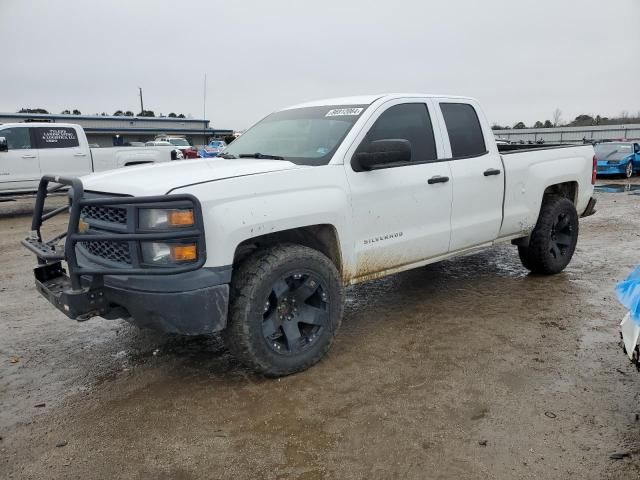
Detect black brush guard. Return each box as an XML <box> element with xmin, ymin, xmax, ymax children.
<box><xmin>22</xmin><ymin>175</ymin><xmax>206</xmax><ymax>320</ymax></box>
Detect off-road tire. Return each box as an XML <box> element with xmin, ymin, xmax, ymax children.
<box><xmin>518</xmin><ymin>195</ymin><xmax>579</xmax><ymax>275</ymax></box>
<box><xmin>224</xmin><ymin>244</ymin><xmax>344</xmax><ymax>377</ymax></box>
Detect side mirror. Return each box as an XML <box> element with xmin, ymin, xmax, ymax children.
<box><xmin>354</xmin><ymin>139</ymin><xmax>412</xmax><ymax>171</ymax></box>
<box><xmin>0</xmin><ymin>137</ymin><xmax>7</xmax><ymax>152</ymax></box>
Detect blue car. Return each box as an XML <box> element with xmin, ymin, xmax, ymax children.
<box><xmin>595</xmin><ymin>142</ymin><xmax>640</xmax><ymax>178</ymax></box>
<box><xmin>196</xmin><ymin>141</ymin><xmax>228</xmax><ymax>158</ymax></box>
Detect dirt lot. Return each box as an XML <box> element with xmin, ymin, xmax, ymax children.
<box><xmin>1</xmin><ymin>180</ymin><xmax>640</xmax><ymax>479</ymax></box>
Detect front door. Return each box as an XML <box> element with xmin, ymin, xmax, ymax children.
<box><xmin>0</xmin><ymin>126</ymin><xmax>40</xmax><ymax>193</ymax></box>
<box><xmin>435</xmin><ymin>100</ymin><xmax>504</xmax><ymax>251</ymax></box>
<box><xmin>344</xmin><ymin>100</ymin><xmax>453</xmax><ymax>280</ymax></box>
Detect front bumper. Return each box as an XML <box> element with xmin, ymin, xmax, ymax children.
<box><xmin>32</xmin><ymin>261</ymin><xmax>231</xmax><ymax>335</ymax></box>
<box><xmin>22</xmin><ymin>175</ymin><xmax>228</xmax><ymax>336</ymax></box>
<box><xmin>108</xmin><ymin>281</ymin><xmax>229</xmax><ymax>335</ymax></box>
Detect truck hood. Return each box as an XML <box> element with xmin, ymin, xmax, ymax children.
<box><xmin>81</xmin><ymin>158</ymin><xmax>304</xmax><ymax>196</ymax></box>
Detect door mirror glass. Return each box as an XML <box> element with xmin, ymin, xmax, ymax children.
<box><xmin>0</xmin><ymin>137</ymin><xmax>7</xmax><ymax>152</ymax></box>
<box><xmin>354</xmin><ymin>139</ymin><xmax>412</xmax><ymax>170</ymax></box>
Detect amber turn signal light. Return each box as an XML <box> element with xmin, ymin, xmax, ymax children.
<box><xmin>168</xmin><ymin>209</ymin><xmax>195</xmax><ymax>226</ymax></box>
<box><xmin>170</xmin><ymin>244</ymin><xmax>197</xmax><ymax>262</ymax></box>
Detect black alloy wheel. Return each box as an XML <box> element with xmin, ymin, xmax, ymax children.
<box><xmin>261</xmin><ymin>272</ymin><xmax>329</xmax><ymax>355</ymax></box>
<box><xmin>549</xmin><ymin>212</ymin><xmax>574</xmax><ymax>261</ymax></box>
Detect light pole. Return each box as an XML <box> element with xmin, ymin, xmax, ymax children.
<box><xmin>138</xmin><ymin>87</ymin><xmax>144</xmax><ymax>115</ymax></box>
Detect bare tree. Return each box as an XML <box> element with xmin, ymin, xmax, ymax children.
<box><xmin>552</xmin><ymin>108</ymin><xmax>562</xmax><ymax>127</ymax></box>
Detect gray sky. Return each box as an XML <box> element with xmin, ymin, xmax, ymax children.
<box><xmin>1</xmin><ymin>0</ymin><xmax>639</xmax><ymax>130</ymax></box>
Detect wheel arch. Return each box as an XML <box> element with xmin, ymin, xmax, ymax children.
<box><xmin>543</xmin><ymin>181</ymin><xmax>578</xmax><ymax>204</ymax></box>
<box><xmin>232</xmin><ymin>224</ymin><xmax>343</xmax><ymax>274</ymax></box>
<box><xmin>513</xmin><ymin>182</ymin><xmax>579</xmax><ymax>247</ymax></box>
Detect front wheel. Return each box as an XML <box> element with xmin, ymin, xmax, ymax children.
<box><xmin>625</xmin><ymin>161</ymin><xmax>634</xmax><ymax>179</ymax></box>
<box><xmin>224</xmin><ymin>244</ymin><xmax>344</xmax><ymax>376</ymax></box>
<box><xmin>518</xmin><ymin>195</ymin><xmax>579</xmax><ymax>275</ymax></box>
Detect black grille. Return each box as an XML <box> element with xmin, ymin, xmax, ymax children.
<box><xmin>81</xmin><ymin>205</ymin><xmax>127</xmax><ymax>224</ymax></box>
<box><xmin>80</xmin><ymin>240</ymin><xmax>131</xmax><ymax>264</ymax></box>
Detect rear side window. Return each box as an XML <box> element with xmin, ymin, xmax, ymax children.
<box><xmin>0</xmin><ymin>127</ymin><xmax>32</xmax><ymax>149</ymax></box>
<box><xmin>33</xmin><ymin>127</ymin><xmax>79</xmax><ymax>149</ymax></box>
<box><xmin>440</xmin><ymin>103</ymin><xmax>486</xmax><ymax>158</ymax></box>
<box><xmin>359</xmin><ymin>103</ymin><xmax>437</xmax><ymax>163</ymax></box>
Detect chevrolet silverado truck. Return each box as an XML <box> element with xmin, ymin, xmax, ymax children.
<box><xmin>22</xmin><ymin>94</ymin><xmax>597</xmax><ymax>376</ymax></box>
<box><xmin>0</xmin><ymin>123</ymin><xmax>182</xmax><ymax>195</ymax></box>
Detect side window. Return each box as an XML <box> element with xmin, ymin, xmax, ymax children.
<box><xmin>357</xmin><ymin>103</ymin><xmax>437</xmax><ymax>163</ymax></box>
<box><xmin>0</xmin><ymin>127</ymin><xmax>32</xmax><ymax>150</ymax></box>
<box><xmin>34</xmin><ymin>127</ymin><xmax>79</xmax><ymax>149</ymax></box>
<box><xmin>440</xmin><ymin>103</ymin><xmax>487</xmax><ymax>158</ymax></box>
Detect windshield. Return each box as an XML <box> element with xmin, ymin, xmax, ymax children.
<box><xmin>169</xmin><ymin>138</ymin><xmax>190</xmax><ymax>146</ymax></box>
<box><xmin>209</xmin><ymin>141</ymin><xmax>225</xmax><ymax>148</ymax></box>
<box><xmin>595</xmin><ymin>143</ymin><xmax>633</xmax><ymax>161</ymax></box>
<box><xmin>222</xmin><ymin>105</ymin><xmax>368</xmax><ymax>165</ymax></box>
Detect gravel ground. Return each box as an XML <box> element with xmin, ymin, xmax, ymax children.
<box><xmin>1</xmin><ymin>179</ymin><xmax>639</xmax><ymax>479</ymax></box>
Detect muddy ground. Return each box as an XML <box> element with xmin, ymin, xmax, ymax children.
<box><xmin>1</xmin><ymin>179</ymin><xmax>640</xmax><ymax>479</ymax></box>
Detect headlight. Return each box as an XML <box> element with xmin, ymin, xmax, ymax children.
<box><xmin>139</xmin><ymin>208</ymin><xmax>194</xmax><ymax>229</ymax></box>
<box><xmin>141</xmin><ymin>242</ymin><xmax>198</xmax><ymax>265</ymax></box>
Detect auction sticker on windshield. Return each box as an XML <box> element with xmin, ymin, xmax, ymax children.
<box><xmin>325</xmin><ymin>108</ymin><xmax>364</xmax><ymax>117</ymax></box>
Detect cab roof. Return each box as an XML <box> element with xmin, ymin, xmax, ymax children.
<box><xmin>284</xmin><ymin>93</ymin><xmax>475</xmax><ymax>110</ymax></box>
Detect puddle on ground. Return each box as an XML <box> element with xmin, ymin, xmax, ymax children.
<box><xmin>594</xmin><ymin>184</ymin><xmax>640</xmax><ymax>193</ymax></box>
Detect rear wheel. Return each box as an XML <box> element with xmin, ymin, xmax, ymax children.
<box><xmin>625</xmin><ymin>161</ymin><xmax>634</xmax><ymax>179</ymax></box>
<box><xmin>518</xmin><ymin>195</ymin><xmax>579</xmax><ymax>275</ymax></box>
<box><xmin>224</xmin><ymin>244</ymin><xmax>344</xmax><ymax>376</ymax></box>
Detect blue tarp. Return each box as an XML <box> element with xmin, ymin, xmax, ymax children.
<box><xmin>616</xmin><ymin>266</ymin><xmax>640</xmax><ymax>326</ymax></box>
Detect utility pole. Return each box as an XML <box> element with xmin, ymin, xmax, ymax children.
<box><xmin>138</xmin><ymin>87</ymin><xmax>144</xmax><ymax>115</ymax></box>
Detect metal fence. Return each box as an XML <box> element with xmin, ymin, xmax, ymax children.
<box><xmin>493</xmin><ymin>124</ymin><xmax>640</xmax><ymax>144</ymax></box>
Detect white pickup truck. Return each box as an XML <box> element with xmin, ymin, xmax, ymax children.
<box><xmin>22</xmin><ymin>94</ymin><xmax>597</xmax><ymax>376</ymax></box>
<box><xmin>0</xmin><ymin>123</ymin><xmax>181</xmax><ymax>195</ymax></box>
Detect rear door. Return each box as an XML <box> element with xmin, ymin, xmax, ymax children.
<box><xmin>634</xmin><ymin>143</ymin><xmax>640</xmax><ymax>172</ymax></box>
<box><xmin>434</xmin><ymin>100</ymin><xmax>504</xmax><ymax>251</ymax></box>
<box><xmin>344</xmin><ymin>99</ymin><xmax>453</xmax><ymax>280</ymax></box>
<box><xmin>0</xmin><ymin>126</ymin><xmax>40</xmax><ymax>192</ymax></box>
<box><xmin>33</xmin><ymin>126</ymin><xmax>91</xmax><ymax>177</ymax></box>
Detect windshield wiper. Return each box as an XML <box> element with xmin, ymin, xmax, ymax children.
<box><xmin>217</xmin><ymin>153</ymin><xmax>237</xmax><ymax>159</ymax></box>
<box><xmin>239</xmin><ymin>153</ymin><xmax>285</xmax><ymax>160</ymax></box>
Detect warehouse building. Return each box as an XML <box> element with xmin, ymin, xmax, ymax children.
<box><xmin>0</xmin><ymin>112</ymin><xmax>233</xmax><ymax>147</ymax></box>
<box><xmin>493</xmin><ymin>124</ymin><xmax>640</xmax><ymax>144</ymax></box>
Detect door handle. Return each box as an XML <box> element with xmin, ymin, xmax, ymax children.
<box><xmin>74</xmin><ymin>153</ymin><xmax>87</xmax><ymax>157</ymax></box>
<box><xmin>21</xmin><ymin>154</ymin><xmax>37</xmax><ymax>159</ymax></box>
<box><xmin>427</xmin><ymin>175</ymin><xmax>450</xmax><ymax>184</ymax></box>
<box><xmin>483</xmin><ymin>168</ymin><xmax>501</xmax><ymax>176</ymax></box>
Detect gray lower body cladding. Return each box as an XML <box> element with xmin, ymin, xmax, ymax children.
<box><xmin>78</xmin><ymin>249</ymin><xmax>233</xmax><ymax>335</ymax></box>
<box><xmin>104</xmin><ymin>280</ymin><xmax>230</xmax><ymax>336</ymax></box>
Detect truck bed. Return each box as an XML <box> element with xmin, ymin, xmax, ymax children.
<box><xmin>498</xmin><ymin>143</ymin><xmax>595</xmax><ymax>238</ymax></box>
